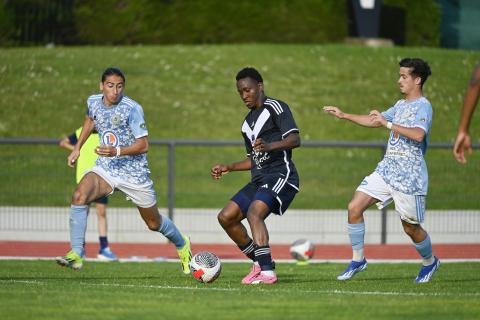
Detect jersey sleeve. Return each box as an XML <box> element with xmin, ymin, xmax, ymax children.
<box><xmin>272</xmin><ymin>104</ymin><xmax>299</xmax><ymax>139</ymax></box>
<box><xmin>413</xmin><ymin>102</ymin><xmax>432</xmax><ymax>134</ymax></box>
<box><xmin>86</xmin><ymin>99</ymin><xmax>94</xmax><ymax>119</ymax></box>
<box><xmin>128</xmin><ymin>105</ymin><xmax>148</xmax><ymax>138</ymax></box>
<box><xmin>381</xmin><ymin>105</ymin><xmax>396</xmax><ymax>122</ymax></box>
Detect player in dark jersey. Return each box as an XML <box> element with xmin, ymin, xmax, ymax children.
<box><xmin>211</xmin><ymin>67</ymin><xmax>300</xmax><ymax>284</ymax></box>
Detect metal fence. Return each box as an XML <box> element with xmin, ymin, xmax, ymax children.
<box><xmin>0</xmin><ymin>138</ymin><xmax>479</xmax><ymax>244</ymax></box>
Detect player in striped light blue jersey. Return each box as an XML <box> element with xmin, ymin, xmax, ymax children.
<box><xmin>324</xmin><ymin>58</ymin><xmax>440</xmax><ymax>283</ymax></box>
<box><xmin>56</xmin><ymin>67</ymin><xmax>191</xmax><ymax>273</ymax></box>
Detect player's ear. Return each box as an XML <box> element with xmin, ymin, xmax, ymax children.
<box><xmin>258</xmin><ymin>82</ymin><xmax>264</xmax><ymax>92</ymax></box>
<box><xmin>414</xmin><ymin>76</ymin><xmax>422</xmax><ymax>86</ymax></box>
<box><xmin>99</xmin><ymin>82</ymin><xmax>103</xmax><ymax>91</ymax></box>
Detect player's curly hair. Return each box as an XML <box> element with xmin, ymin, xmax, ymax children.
<box><xmin>236</xmin><ymin>67</ymin><xmax>263</xmax><ymax>83</ymax></box>
<box><xmin>101</xmin><ymin>67</ymin><xmax>125</xmax><ymax>83</ymax></box>
<box><xmin>399</xmin><ymin>58</ymin><xmax>431</xmax><ymax>88</ymax></box>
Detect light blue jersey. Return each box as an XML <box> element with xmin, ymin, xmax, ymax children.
<box><xmin>87</xmin><ymin>94</ymin><xmax>151</xmax><ymax>185</ymax></box>
<box><xmin>375</xmin><ymin>96</ymin><xmax>433</xmax><ymax>195</ymax></box>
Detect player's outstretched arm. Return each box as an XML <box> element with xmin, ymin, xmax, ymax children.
<box><xmin>453</xmin><ymin>65</ymin><xmax>480</xmax><ymax>164</ymax></box>
<box><xmin>370</xmin><ymin>109</ymin><xmax>426</xmax><ymax>142</ymax></box>
<box><xmin>323</xmin><ymin>106</ymin><xmax>378</xmax><ymax>127</ymax></box>
<box><xmin>211</xmin><ymin>158</ymin><xmax>251</xmax><ymax>180</ymax></box>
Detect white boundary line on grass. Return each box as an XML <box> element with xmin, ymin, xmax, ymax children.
<box><xmin>1</xmin><ymin>256</ymin><xmax>480</xmax><ymax>263</ymax></box>
<box><xmin>1</xmin><ymin>279</ymin><xmax>479</xmax><ymax>297</ymax></box>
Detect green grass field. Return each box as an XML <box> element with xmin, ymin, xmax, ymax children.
<box><xmin>0</xmin><ymin>44</ymin><xmax>479</xmax><ymax>208</ymax></box>
<box><xmin>0</xmin><ymin>260</ymin><xmax>479</xmax><ymax>320</ymax></box>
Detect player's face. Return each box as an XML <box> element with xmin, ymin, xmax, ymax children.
<box><xmin>398</xmin><ymin>67</ymin><xmax>421</xmax><ymax>95</ymax></box>
<box><xmin>236</xmin><ymin>77</ymin><xmax>264</xmax><ymax>109</ymax></box>
<box><xmin>100</xmin><ymin>75</ymin><xmax>125</xmax><ymax>106</ymax></box>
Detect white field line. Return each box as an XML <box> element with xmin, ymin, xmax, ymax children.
<box><xmin>1</xmin><ymin>279</ymin><xmax>479</xmax><ymax>297</ymax></box>
<box><xmin>0</xmin><ymin>256</ymin><xmax>480</xmax><ymax>263</ymax></box>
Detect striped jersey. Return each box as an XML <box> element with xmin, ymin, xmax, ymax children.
<box><xmin>87</xmin><ymin>94</ymin><xmax>151</xmax><ymax>185</ymax></box>
<box><xmin>241</xmin><ymin>96</ymin><xmax>300</xmax><ymax>187</ymax></box>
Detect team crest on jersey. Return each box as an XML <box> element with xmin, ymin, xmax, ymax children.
<box><xmin>111</xmin><ymin>114</ymin><xmax>121</xmax><ymax>128</ymax></box>
<box><xmin>102</xmin><ymin>130</ymin><xmax>119</xmax><ymax>147</ymax></box>
<box><xmin>389</xmin><ymin>131</ymin><xmax>400</xmax><ymax>146</ymax></box>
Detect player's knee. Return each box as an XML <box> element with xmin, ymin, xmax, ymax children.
<box><xmin>71</xmin><ymin>190</ymin><xmax>88</xmax><ymax>205</ymax></box>
<box><xmin>217</xmin><ymin>211</ymin><xmax>232</xmax><ymax>227</ymax></box>
<box><xmin>347</xmin><ymin>201</ymin><xmax>362</xmax><ymax>217</ymax></box>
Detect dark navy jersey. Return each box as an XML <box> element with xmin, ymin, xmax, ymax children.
<box><xmin>241</xmin><ymin>96</ymin><xmax>300</xmax><ymax>187</ymax></box>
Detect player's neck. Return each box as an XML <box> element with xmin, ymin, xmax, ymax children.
<box><xmin>404</xmin><ymin>90</ymin><xmax>423</xmax><ymax>101</ymax></box>
<box><xmin>252</xmin><ymin>94</ymin><xmax>266</xmax><ymax>109</ymax></box>
<box><xmin>102</xmin><ymin>95</ymin><xmax>122</xmax><ymax>107</ymax></box>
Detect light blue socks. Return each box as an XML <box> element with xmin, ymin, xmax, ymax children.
<box><xmin>158</xmin><ymin>215</ymin><xmax>185</xmax><ymax>249</ymax></box>
<box><xmin>415</xmin><ymin>234</ymin><xmax>434</xmax><ymax>265</ymax></box>
<box><xmin>348</xmin><ymin>223</ymin><xmax>365</xmax><ymax>261</ymax></box>
<box><xmin>70</xmin><ymin>204</ymin><xmax>88</xmax><ymax>257</ymax></box>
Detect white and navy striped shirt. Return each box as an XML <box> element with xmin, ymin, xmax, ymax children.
<box><xmin>241</xmin><ymin>96</ymin><xmax>300</xmax><ymax>187</ymax></box>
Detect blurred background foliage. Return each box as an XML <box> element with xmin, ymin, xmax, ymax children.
<box><xmin>0</xmin><ymin>0</ymin><xmax>441</xmax><ymax>47</ymax></box>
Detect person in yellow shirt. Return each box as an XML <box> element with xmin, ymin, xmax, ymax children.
<box><xmin>60</xmin><ymin>127</ymin><xmax>118</xmax><ymax>261</ymax></box>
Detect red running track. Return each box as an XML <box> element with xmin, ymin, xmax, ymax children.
<box><xmin>1</xmin><ymin>241</ymin><xmax>479</xmax><ymax>260</ymax></box>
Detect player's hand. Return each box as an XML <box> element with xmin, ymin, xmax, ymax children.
<box><xmin>95</xmin><ymin>145</ymin><xmax>115</xmax><ymax>157</ymax></box>
<box><xmin>369</xmin><ymin>110</ymin><xmax>386</xmax><ymax>127</ymax></box>
<box><xmin>323</xmin><ymin>106</ymin><xmax>344</xmax><ymax>119</ymax></box>
<box><xmin>211</xmin><ymin>164</ymin><xmax>229</xmax><ymax>180</ymax></box>
<box><xmin>67</xmin><ymin>149</ymin><xmax>80</xmax><ymax>168</ymax></box>
<box><xmin>453</xmin><ymin>131</ymin><xmax>473</xmax><ymax>164</ymax></box>
<box><xmin>253</xmin><ymin>138</ymin><xmax>270</xmax><ymax>153</ymax></box>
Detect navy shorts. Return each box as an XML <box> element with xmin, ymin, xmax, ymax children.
<box><xmin>231</xmin><ymin>175</ymin><xmax>298</xmax><ymax>217</ymax></box>
<box><xmin>93</xmin><ymin>196</ymin><xmax>108</xmax><ymax>205</ymax></box>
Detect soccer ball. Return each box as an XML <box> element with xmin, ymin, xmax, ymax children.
<box><xmin>290</xmin><ymin>239</ymin><xmax>315</xmax><ymax>261</ymax></box>
<box><xmin>189</xmin><ymin>251</ymin><xmax>222</xmax><ymax>283</ymax></box>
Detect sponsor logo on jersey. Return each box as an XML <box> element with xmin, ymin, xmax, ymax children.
<box><xmin>252</xmin><ymin>151</ymin><xmax>270</xmax><ymax>169</ymax></box>
<box><xmin>101</xmin><ymin>130</ymin><xmax>119</xmax><ymax>147</ymax></box>
<box><xmin>111</xmin><ymin>114</ymin><xmax>121</xmax><ymax>128</ymax></box>
<box><xmin>260</xmin><ymin>184</ymin><xmax>269</xmax><ymax>188</ymax></box>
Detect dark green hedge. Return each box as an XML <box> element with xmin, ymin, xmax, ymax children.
<box><xmin>1</xmin><ymin>0</ymin><xmax>347</xmax><ymax>45</ymax></box>
<box><xmin>73</xmin><ymin>0</ymin><xmax>348</xmax><ymax>45</ymax></box>
<box><xmin>0</xmin><ymin>0</ymin><xmax>441</xmax><ymax>47</ymax></box>
<box><xmin>383</xmin><ymin>0</ymin><xmax>441</xmax><ymax>47</ymax></box>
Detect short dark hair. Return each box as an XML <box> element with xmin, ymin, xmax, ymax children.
<box><xmin>399</xmin><ymin>58</ymin><xmax>431</xmax><ymax>87</ymax></box>
<box><xmin>236</xmin><ymin>67</ymin><xmax>263</xmax><ymax>83</ymax></box>
<box><xmin>101</xmin><ymin>67</ymin><xmax>125</xmax><ymax>83</ymax></box>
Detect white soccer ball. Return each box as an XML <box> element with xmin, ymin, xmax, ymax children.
<box><xmin>189</xmin><ymin>251</ymin><xmax>222</xmax><ymax>283</ymax></box>
<box><xmin>290</xmin><ymin>239</ymin><xmax>315</xmax><ymax>261</ymax></box>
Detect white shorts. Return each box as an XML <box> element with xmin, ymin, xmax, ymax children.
<box><xmin>88</xmin><ymin>166</ymin><xmax>157</xmax><ymax>208</ymax></box>
<box><xmin>356</xmin><ymin>171</ymin><xmax>426</xmax><ymax>224</ymax></box>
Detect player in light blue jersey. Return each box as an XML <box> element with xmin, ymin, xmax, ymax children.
<box><xmin>323</xmin><ymin>58</ymin><xmax>440</xmax><ymax>283</ymax></box>
<box><xmin>56</xmin><ymin>67</ymin><xmax>192</xmax><ymax>273</ymax></box>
